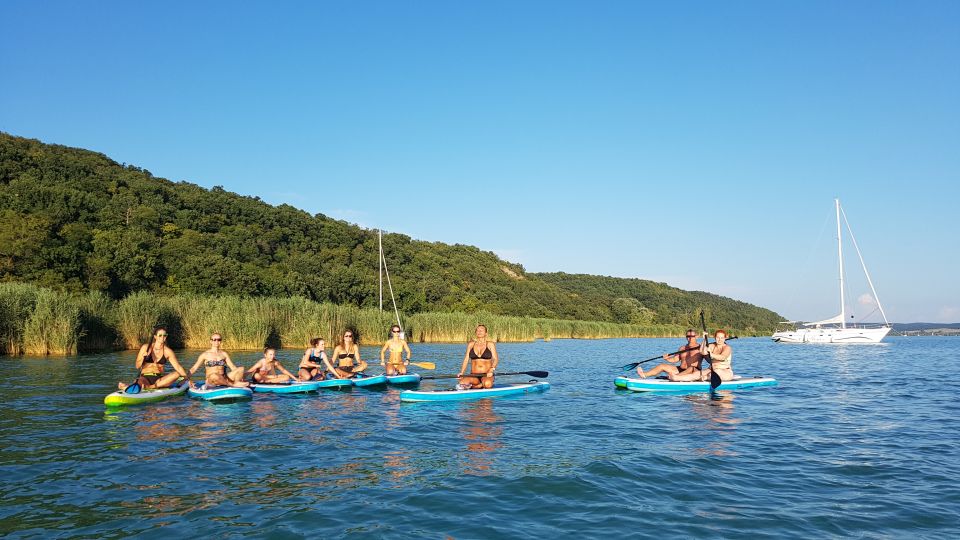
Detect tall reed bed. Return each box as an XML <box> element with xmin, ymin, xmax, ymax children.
<box><xmin>0</xmin><ymin>282</ymin><xmax>38</xmax><ymax>355</ymax></box>
<box><xmin>75</xmin><ymin>291</ymin><xmax>119</xmax><ymax>352</ymax></box>
<box><xmin>22</xmin><ymin>287</ymin><xmax>81</xmax><ymax>355</ymax></box>
<box><xmin>269</xmin><ymin>298</ymin><xmax>399</xmax><ymax>349</ymax></box>
<box><xmin>0</xmin><ymin>282</ymin><xmax>703</xmax><ymax>355</ymax></box>
<box><xmin>406</xmin><ymin>312</ymin><xmax>684</xmax><ymax>342</ymax></box>
<box><xmin>115</xmin><ymin>292</ymin><xmax>181</xmax><ymax>349</ymax></box>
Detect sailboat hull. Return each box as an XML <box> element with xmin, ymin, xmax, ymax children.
<box><xmin>772</xmin><ymin>326</ymin><xmax>891</xmax><ymax>344</ymax></box>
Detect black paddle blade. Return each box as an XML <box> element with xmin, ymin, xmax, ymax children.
<box><xmin>709</xmin><ymin>370</ymin><xmax>722</xmax><ymax>390</ymax></box>
<box><xmin>521</xmin><ymin>370</ymin><xmax>548</xmax><ymax>378</ymax></box>
<box><xmin>620</xmin><ymin>362</ymin><xmax>641</xmax><ymax>371</ymax></box>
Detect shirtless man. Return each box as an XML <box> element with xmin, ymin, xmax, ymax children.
<box><xmin>636</xmin><ymin>329</ymin><xmax>702</xmax><ymax>379</ymax></box>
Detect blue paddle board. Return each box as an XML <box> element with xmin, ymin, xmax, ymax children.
<box><xmin>400</xmin><ymin>381</ymin><xmax>550</xmax><ymax>402</ymax></box>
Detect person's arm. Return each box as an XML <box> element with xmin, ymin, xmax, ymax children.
<box><xmin>276</xmin><ymin>361</ymin><xmax>296</xmax><ymax>379</ymax></box>
<box><xmin>166</xmin><ymin>347</ymin><xmax>189</xmax><ymax>378</ymax></box>
<box><xmin>224</xmin><ymin>352</ymin><xmax>238</xmax><ymax>372</ymax></box>
<box><xmin>301</xmin><ymin>349</ymin><xmax>312</xmax><ymax>366</ymax></box>
<box><xmin>135</xmin><ymin>345</ymin><xmax>148</xmax><ymax>369</ymax></box>
<box><xmin>188</xmin><ymin>354</ymin><xmax>205</xmax><ymax>377</ymax></box>
<box><xmin>379</xmin><ymin>343</ymin><xmax>389</xmax><ymax>365</ymax></box>
<box><xmin>458</xmin><ymin>342</ymin><xmax>472</xmax><ymax>376</ymax></box>
<box><xmin>488</xmin><ymin>342</ymin><xmax>499</xmax><ymax>377</ymax></box>
<box><xmin>403</xmin><ymin>341</ymin><xmax>412</xmax><ymax>363</ymax></box>
<box><xmin>245</xmin><ymin>359</ymin><xmax>263</xmax><ymax>376</ymax></box>
<box><xmin>320</xmin><ymin>351</ymin><xmax>337</xmax><ymax>374</ymax></box>
<box><xmin>712</xmin><ymin>345</ymin><xmax>731</xmax><ymax>362</ymax></box>
<box><xmin>354</xmin><ymin>346</ymin><xmax>367</xmax><ymax>372</ymax></box>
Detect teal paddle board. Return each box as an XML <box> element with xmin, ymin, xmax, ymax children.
<box><xmin>400</xmin><ymin>381</ymin><xmax>550</xmax><ymax>402</ymax></box>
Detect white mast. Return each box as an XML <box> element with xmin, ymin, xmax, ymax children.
<box><xmin>378</xmin><ymin>229</ymin><xmax>383</xmax><ymax>311</ymax></box>
<box><xmin>378</xmin><ymin>229</ymin><xmax>405</xmax><ymax>337</ymax></box>
<box><xmin>836</xmin><ymin>199</ymin><xmax>846</xmax><ymax>329</ymax></box>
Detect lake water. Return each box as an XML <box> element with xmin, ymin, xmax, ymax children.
<box><xmin>1</xmin><ymin>337</ymin><xmax>958</xmax><ymax>538</ymax></box>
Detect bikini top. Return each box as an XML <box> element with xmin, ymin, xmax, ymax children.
<box><xmin>142</xmin><ymin>349</ymin><xmax>168</xmax><ymax>367</ymax></box>
<box><xmin>469</xmin><ymin>346</ymin><xmax>493</xmax><ymax>360</ymax></box>
<box><xmin>336</xmin><ymin>350</ymin><xmax>356</xmax><ymax>367</ymax></box>
<box><xmin>389</xmin><ymin>341</ymin><xmax>404</xmax><ymax>353</ymax></box>
<box><xmin>205</xmin><ymin>357</ymin><xmax>226</xmax><ymax>368</ymax></box>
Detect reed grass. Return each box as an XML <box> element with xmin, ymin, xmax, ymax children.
<box><xmin>0</xmin><ymin>282</ymin><xmax>39</xmax><ymax>355</ymax></box>
<box><xmin>0</xmin><ymin>282</ymin><xmax>703</xmax><ymax>355</ymax></box>
<box><xmin>22</xmin><ymin>287</ymin><xmax>81</xmax><ymax>355</ymax></box>
<box><xmin>75</xmin><ymin>291</ymin><xmax>118</xmax><ymax>352</ymax></box>
<box><xmin>115</xmin><ymin>292</ymin><xmax>181</xmax><ymax>349</ymax></box>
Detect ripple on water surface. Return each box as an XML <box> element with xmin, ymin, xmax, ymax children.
<box><xmin>1</xmin><ymin>338</ymin><xmax>959</xmax><ymax>538</ymax></box>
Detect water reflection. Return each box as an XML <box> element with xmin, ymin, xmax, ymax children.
<box><xmin>458</xmin><ymin>400</ymin><xmax>504</xmax><ymax>475</ymax></box>
<box><xmin>682</xmin><ymin>392</ymin><xmax>739</xmax><ymax>457</ymax></box>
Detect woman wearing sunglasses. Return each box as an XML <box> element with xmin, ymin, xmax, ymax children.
<box><xmin>331</xmin><ymin>329</ymin><xmax>367</xmax><ymax>378</ymax></box>
<box><xmin>457</xmin><ymin>324</ymin><xmax>498</xmax><ymax>390</ymax></box>
<box><xmin>187</xmin><ymin>333</ymin><xmax>250</xmax><ymax>388</ymax></box>
<box><xmin>379</xmin><ymin>325</ymin><xmax>412</xmax><ymax>375</ymax></box>
<box><xmin>117</xmin><ymin>326</ymin><xmax>189</xmax><ymax>391</ymax></box>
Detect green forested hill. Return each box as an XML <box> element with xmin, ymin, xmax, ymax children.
<box><xmin>0</xmin><ymin>132</ymin><xmax>782</xmax><ymax>332</ymax></box>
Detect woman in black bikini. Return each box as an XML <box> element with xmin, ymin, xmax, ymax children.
<box><xmin>187</xmin><ymin>333</ymin><xmax>249</xmax><ymax>388</ymax></box>
<box><xmin>298</xmin><ymin>337</ymin><xmax>336</xmax><ymax>380</ymax></box>
<box><xmin>117</xmin><ymin>326</ymin><xmax>189</xmax><ymax>391</ymax></box>
<box><xmin>330</xmin><ymin>329</ymin><xmax>367</xmax><ymax>379</ymax></box>
<box><xmin>457</xmin><ymin>324</ymin><xmax>499</xmax><ymax>390</ymax></box>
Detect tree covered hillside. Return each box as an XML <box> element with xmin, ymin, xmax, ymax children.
<box><xmin>0</xmin><ymin>132</ymin><xmax>783</xmax><ymax>331</ymax></box>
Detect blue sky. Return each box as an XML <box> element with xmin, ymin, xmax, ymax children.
<box><xmin>2</xmin><ymin>1</ymin><xmax>958</xmax><ymax>322</ymax></box>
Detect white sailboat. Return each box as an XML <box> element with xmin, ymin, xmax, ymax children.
<box><xmin>772</xmin><ymin>199</ymin><xmax>891</xmax><ymax>344</ymax></box>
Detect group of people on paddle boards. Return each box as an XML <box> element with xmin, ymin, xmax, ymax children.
<box><xmin>117</xmin><ymin>324</ymin><xmax>421</xmax><ymax>391</ymax></box>
<box><xmin>117</xmin><ymin>323</ymin><xmax>501</xmax><ymax>392</ymax></box>
<box><xmin>637</xmin><ymin>328</ymin><xmax>734</xmax><ymax>382</ymax></box>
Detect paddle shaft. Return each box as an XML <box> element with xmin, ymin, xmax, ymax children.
<box><xmin>421</xmin><ymin>370</ymin><xmax>548</xmax><ymax>380</ymax></box>
<box><xmin>701</xmin><ymin>311</ymin><xmax>723</xmax><ymax>389</ymax></box>
<box><xmin>621</xmin><ymin>336</ymin><xmax>738</xmax><ymax>371</ymax></box>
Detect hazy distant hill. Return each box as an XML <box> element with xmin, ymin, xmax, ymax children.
<box><xmin>0</xmin><ymin>132</ymin><xmax>783</xmax><ymax>332</ymax></box>
<box><xmin>892</xmin><ymin>323</ymin><xmax>960</xmax><ymax>332</ymax></box>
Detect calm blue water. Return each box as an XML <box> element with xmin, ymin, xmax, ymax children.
<box><xmin>1</xmin><ymin>337</ymin><xmax>958</xmax><ymax>538</ymax></box>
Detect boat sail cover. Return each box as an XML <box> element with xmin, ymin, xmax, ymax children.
<box><xmin>802</xmin><ymin>314</ymin><xmax>845</xmax><ymax>327</ymax></box>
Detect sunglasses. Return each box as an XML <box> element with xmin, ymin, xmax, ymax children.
<box><xmin>156</xmin><ymin>333</ymin><xmax>168</xmax><ymax>337</ymax></box>
<box><xmin>686</xmin><ymin>335</ymin><xmax>697</xmax><ymax>338</ymax></box>
<box><xmin>211</xmin><ymin>338</ymin><xmax>222</xmax><ymax>342</ymax></box>
<box><xmin>392</xmin><ymin>329</ymin><xmax>401</xmax><ymax>333</ymax></box>
<box><xmin>344</xmin><ymin>334</ymin><xmax>353</xmax><ymax>338</ymax></box>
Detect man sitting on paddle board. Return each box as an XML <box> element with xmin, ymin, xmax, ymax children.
<box><xmin>636</xmin><ymin>329</ymin><xmax>702</xmax><ymax>379</ymax></box>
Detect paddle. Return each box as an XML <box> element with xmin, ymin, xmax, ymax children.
<box><xmin>421</xmin><ymin>370</ymin><xmax>549</xmax><ymax>380</ymax></box>
<box><xmin>619</xmin><ymin>336</ymin><xmax>739</xmax><ymax>371</ymax></box>
<box><xmin>701</xmin><ymin>311</ymin><xmax>722</xmax><ymax>390</ymax></box>
<box><xmin>408</xmin><ymin>361</ymin><xmax>435</xmax><ymax>370</ymax></box>
<box><xmin>123</xmin><ymin>370</ymin><xmax>145</xmax><ymax>394</ymax></box>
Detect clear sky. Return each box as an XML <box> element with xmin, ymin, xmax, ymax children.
<box><xmin>2</xmin><ymin>1</ymin><xmax>958</xmax><ymax>322</ymax></box>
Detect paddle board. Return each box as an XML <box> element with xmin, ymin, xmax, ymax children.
<box><xmin>400</xmin><ymin>381</ymin><xmax>550</xmax><ymax>402</ymax></box>
<box><xmin>351</xmin><ymin>374</ymin><xmax>388</xmax><ymax>388</ymax></box>
<box><xmin>386</xmin><ymin>373</ymin><xmax>421</xmax><ymax>385</ymax></box>
<box><xmin>104</xmin><ymin>381</ymin><xmax>188</xmax><ymax>407</ymax></box>
<box><xmin>188</xmin><ymin>382</ymin><xmax>253</xmax><ymax>402</ymax></box>
<box><xmin>621</xmin><ymin>376</ymin><xmax>778</xmax><ymax>393</ymax></box>
<box><xmin>250</xmin><ymin>380</ymin><xmax>322</xmax><ymax>394</ymax></box>
<box><xmin>315</xmin><ymin>378</ymin><xmax>354</xmax><ymax>389</ymax></box>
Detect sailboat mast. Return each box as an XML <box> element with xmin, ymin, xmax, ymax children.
<box><xmin>836</xmin><ymin>199</ymin><xmax>846</xmax><ymax>329</ymax></box>
<box><xmin>378</xmin><ymin>229</ymin><xmax>383</xmax><ymax>312</ymax></box>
